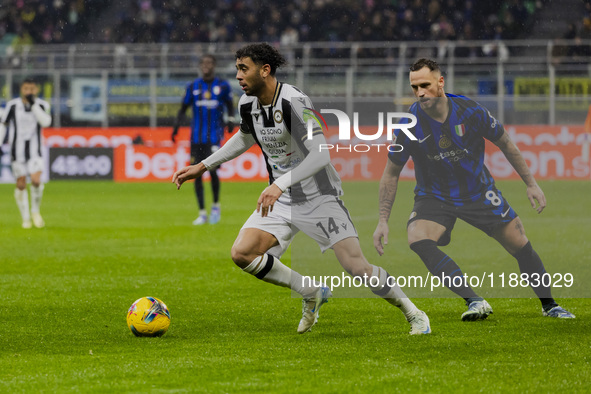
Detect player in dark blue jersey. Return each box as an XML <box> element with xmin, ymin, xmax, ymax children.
<box><xmin>373</xmin><ymin>58</ymin><xmax>575</xmax><ymax>320</ymax></box>
<box><xmin>172</xmin><ymin>54</ymin><xmax>235</xmax><ymax>225</ymax></box>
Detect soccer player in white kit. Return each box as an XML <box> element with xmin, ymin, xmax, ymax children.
<box><xmin>173</xmin><ymin>43</ymin><xmax>431</xmax><ymax>335</ymax></box>
<box><xmin>0</xmin><ymin>78</ymin><xmax>52</xmax><ymax>228</ymax></box>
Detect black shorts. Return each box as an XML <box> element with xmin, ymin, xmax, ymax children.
<box><xmin>191</xmin><ymin>143</ymin><xmax>220</xmax><ymax>169</ymax></box>
<box><xmin>407</xmin><ymin>186</ymin><xmax>518</xmax><ymax>246</ymax></box>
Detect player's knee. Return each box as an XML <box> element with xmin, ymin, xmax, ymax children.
<box><xmin>335</xmin><ymin>247</ymin><xmax>371</xmax><ymax>277</ymax></box>
<box><xmin>230</xmin><ymin>245</ymin><xmax>253</xmax><ymax>269</ymax></box>
<box><xmin>506</xmin><ymin>236</ymin><xmax>529</xmax><ymax>255</ymax></box>
<box><xmin>345</xmin><ymin>264</ymin><xmax>372</xmax><ymax>279</ymax></box>
<box><xmin>16</xmin><ymin>178</ymin><xmax>26</xmax><ymax>190</ymax></box>
<box><xmin>408</xmin><ymin>230</ymin><xmax>428</xmax><ymax>246</ymax></box>
<box><xmin>407</xmin><ymin>222</ymin><xmax>421</xmax><ymax>245</ymax></box>
<box><xmin>495</xmin><ymin>218</ymin><xmax>529</xmax><ymax>254</ymax></box>
<box><xmin>408</xmin><ymin>229</ymin><xmax>444</xmax><ymax>246</ymax></box>
<box><xmin>409</xmin><ymin>239</ymin><xmax>438</xmax><ymax>257</ymax></box>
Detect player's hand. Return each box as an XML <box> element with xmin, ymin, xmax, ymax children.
<box><xmin>25</xmin><ymin>94</ymin><xmax>35</xmax><ymax>105</ymax></box>
<box><xmin>172</xmin><ymin>163</ymin><xmax>206</xmax><ymax>190</ymax></box>
<box><xmin>527</xmin><ymin>184</ymin><xmax>546</xmax><ymax>213</ymax></box>
<box><xmin>171</xmin><ymin>128</ymin><xmax>178</xmax><ymax>143</ymax></box>
<box><xmin>257</xmin><ymin>184</ymin><xmax>282</xmax><ymax>217</ymax></box>
<box><xmin>373</xmin><ymin>220</ymin><xmax>389</xmax><ymax>256</ymax></box>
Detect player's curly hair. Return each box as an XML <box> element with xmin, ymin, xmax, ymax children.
<box><xmin>410</xmin><ymin>58</ymin><xmax>442</xmax><ymax>73</ymax></box>
<box><xmin>235</xmin><ymin>43</ymin><xmax>287</xmax><ymax>76</ymax></box>
<box><xmin>21</xmin><ymin>77</ymin><xmax>37</xmax><ymax>85</ymax></box>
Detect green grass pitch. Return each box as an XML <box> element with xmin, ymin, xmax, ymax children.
<box><xmin>0</xmin><ymin>180</ymin><xmax>589</xmax><ymax>392</ymax></box>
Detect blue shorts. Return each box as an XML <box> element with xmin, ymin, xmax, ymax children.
<box><xmin>407</xmin><ymin>186</ymin><xmax>518</xmax><ymax>246</ymax></box>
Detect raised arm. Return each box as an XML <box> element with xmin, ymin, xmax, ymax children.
<box><xmin>373</xmin><ymin>159</ymin><xmax>405</xmax><ymax>255</ymax></box>
<box><xmin>492</xmin><ymin>129</ymin><xmax>546</xmax><ymax>213</ymax></box>
<box><xmin>31</xmin><ymin>102</ymin><xmax>52</xmax><ymax>128</ymax></box>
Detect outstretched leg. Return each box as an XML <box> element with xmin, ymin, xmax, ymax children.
<box><xmin>232</xmin><ymin>228</ymin><xmax>327</xmax><ymax>333</ymax></box>
<box><xmin>407</xmin><ymin>220</ymin><xmax>491</xmax><ymax>321</ymax></box>
<box><xmin>192</xmin><ymin>176</ymin><xmax>208</xmax><ymax>225</ymax></box>
<box><xmin>208</xmin><ymin>168</ymin><xmax>221</xmax><ymax>224</ymax></box>
<box><xmin>30</xmin><ymin>171</ymin><xmax>45</xmax><ymax>228</ymax></box>
<box><xmin>333</xmin><ymin>237</ymin><xmax>431</xmax><ymax>335</ymax></box>
<box><xmin>492</xmin><ymin>217</ymin><xmax>574</xmax><ymax>318</ymax></box>
<box><xmin>14</xmin><ymin>176</ymin><xmax>31</xmax><ymax>228</ymax></box>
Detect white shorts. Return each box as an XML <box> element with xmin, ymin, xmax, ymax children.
<box><xmin>241</xmin><ymin>195</ymin><xmax>358</xmax><ymax>257</ymax></box>
<box><xmin>12</xmin><ymin>158</ymin><xmax>44</xmax><ymax>178</ymax></box>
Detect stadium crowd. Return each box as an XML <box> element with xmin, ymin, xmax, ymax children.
<box><xmin>0</xmin><ymin>0</ymin><xmax>112</xmax><ymax>45</ymax></box>
<box><xmin>1</xmin><ymin>0</ymin><xmax>540</xmax><ymax>45</ymax></box>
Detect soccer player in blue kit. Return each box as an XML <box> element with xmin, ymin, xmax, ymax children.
<box><xmin>373</xmin><ymin>58</ymin><xmax>575</xmax><ymax>320</ymax></box>
<box><xmin>172</xmin><ymin>54</ymin><xmax>235</xmax><ymax>225</ymax></box>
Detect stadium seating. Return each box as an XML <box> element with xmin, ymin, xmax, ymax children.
<box><xmin>1</xmin><ymin>0</ymin><xmax>542</xmax><ymax>45</ymax></box>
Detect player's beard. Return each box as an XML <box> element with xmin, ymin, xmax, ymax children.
<box><xmin>419</xmin><ymin>87</ymin><xmax>444</xmax><ymax>110</ymax></box>
<box><xmin>245</xmin><ymin>76</ymin><xmax>265</xmax><ymax>97</ymax></box>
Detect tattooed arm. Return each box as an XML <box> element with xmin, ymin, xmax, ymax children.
<box><xmin>373</xmin><ymin>159</ymin><xmax>405</xmax><ymax>255</ymax></box>
<box><xmin>493</xmin><ymin>129</ymin><xmax>546</xmax><ymax>213</ymax></box>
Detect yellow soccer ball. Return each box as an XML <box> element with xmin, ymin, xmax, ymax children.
<box><xmin>127</xmin><ymin>297</ymin><xmax>171</xmax><ymax>337</ymax></box>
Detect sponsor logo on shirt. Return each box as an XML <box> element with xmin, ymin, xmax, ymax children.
<box><xmin>195</xmin><ymin>99</ymin><xmax>219</xmax><ymax>108</ymax></box>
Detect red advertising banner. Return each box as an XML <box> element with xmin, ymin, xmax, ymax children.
<box><xmin>44</xmin><ymin>127</ymin><xmax>268</xmax><ymax>182</ymax></box>
<box><xmin>42</xmin><ymin>126</ymin><xmax>591</xmax><ymax>182</ymax></box>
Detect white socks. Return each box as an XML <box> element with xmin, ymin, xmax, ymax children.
<box><xmin>242</xmin><ymin>255</ymin><xmax>420</xmax><ymax>319</ymax></box>
<box><xmin>369</xmin><ymin>265</ymin><xmax>419</xmax><ymax>320</ymax></box>
<box><xmin>14</xmin><ymin>188</ymin><xmax>30</xmax><ymax>221</ymax></box>
<box><xmin>243</xmin><ymin>254</ymin><xmax>319</xmax><ymax>298</ymax></box>
<box><xmin>30</xmin><ymin>184</ymin><xmax>44</xmax><ymax>214</ymax></box>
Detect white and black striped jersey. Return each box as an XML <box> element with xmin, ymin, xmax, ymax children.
<box><xmin>1</xmin><ymin>97</ymin><xmax>51</xmax><ymax>163</ymax></box>
<box><xmin>238</xmin><ymin>82</ymin><xmax>342</xmax><ymax>203</ymax></box>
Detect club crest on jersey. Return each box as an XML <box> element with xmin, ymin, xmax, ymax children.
<box><xmin>439</xmin><ymin>136</ymin><xmax>452</xmax><ymax>149</ymax></box>
<box><xmin>274</xmin><ymin>110</ymin><xmax>283</xmax><ymax>123</ymax></box>
<box><xmin>213</xmin><ymin>86</ymin><xmax>221</xmax><ymax>95</ymax></box>
<box><xmin>454</xmin><ymin>124</ymin><xmax>466</xmax><ymax>137</ymax></box>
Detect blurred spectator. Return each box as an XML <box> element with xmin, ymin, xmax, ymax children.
<box><xmin>578</xmin><ymin>17</ymin><xmax>591</xmax><ymax>58</ymax></box>
<box><xmin>0</xmin><ymin>0</ymin><xmax>541</xmax><ymax>46</ymax></box>
<box><xmin>0</xmin><ymin>0</ymin><xmax>103</xmax><ymax>44</ymax></box>
<box><xmin>280</xmin><ymin>26</ymin><xmax>299</xmax><ymax>46</ymax></box>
